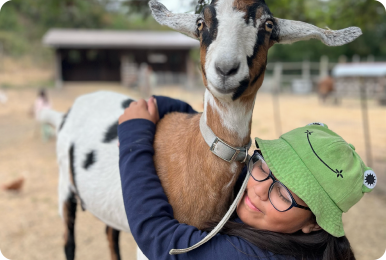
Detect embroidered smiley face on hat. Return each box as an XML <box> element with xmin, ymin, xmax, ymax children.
<box><xmin>307</xmin><ymin>122</ymin><xmax>377</xmax><ymax>193</ymax></box>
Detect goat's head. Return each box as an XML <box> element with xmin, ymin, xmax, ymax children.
<box><xmin>149</xmin><ymin>0</ymin><xmax>362</xmax><ymax>102</ymax></box>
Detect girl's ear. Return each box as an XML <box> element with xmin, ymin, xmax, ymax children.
<box><xmin>301</xmin><ymin>222</ymin><xmax>322</xmax><ymax>234</ymax></box>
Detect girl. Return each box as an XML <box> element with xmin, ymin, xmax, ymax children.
<box><xmin>118</xmin><ymin>96</ymin><xmax>376</xmax><ymax>260</ymax></box>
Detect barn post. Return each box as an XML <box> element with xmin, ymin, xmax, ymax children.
<box><xmin>121</xmin><ymin>54</ymin><xmax>129</xmax><ymax>88</ymax></box>
<box><xmin>55</xmin><ymin>50</ymin><xmax>63</xmax><ymax>89</ymax></box>
<box><xmin>272</xmin><ymin>62</ymin><xmax>283</xmax><ymax>137</ymax></box>
<box><xmin>186</xmin><ymin>54</ymin><xmax>195</xmax><ymax>89</ymax></box>
<box><xmin>319</xmin><ymin>55</ymin><xmax>329</xmax><ymax>80</ymax></box>
<box><xmin>360</xmin><ymin>77</ymin><xmax>373</xmax><ymax>167</ymax></box>
<box><xmin>301</xmin><ymin>59</ymin><xmax>312</xmax><ymax>93</ymax></box>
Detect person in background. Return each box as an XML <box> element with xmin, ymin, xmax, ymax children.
<box><xmin>32</xmin><ymin>89</ymin><xmax>54</xmax><ymax>141</ymax></box>
<box><xmin>118</xmin><ymin>96</ymin><xmax>376</xmax><ymax>260</ymax></box>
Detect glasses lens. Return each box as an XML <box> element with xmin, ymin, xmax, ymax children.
<box><xmin>269</xmin><ymin>182</ymin><xmax>293</xmax><ymax>212</ymax></box>
<box><xmin>248</xmin><ymin>154</ymin><xmax>270</xmax><ymax>181</ymax></box>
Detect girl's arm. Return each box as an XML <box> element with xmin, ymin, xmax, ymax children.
<box><xmin>153</xmin><ymin>95</ymin><xmax>198</xmax><ymax>118</ymax></box>
<box><xmin>118</xmin><ymin>98</ymin><xmax>209</xmax><ymax>259</ymax></box>
<box><xmin>119</xmin><ymin>119</ymin><xmax>210</xmax><ymax>259</ymax></box>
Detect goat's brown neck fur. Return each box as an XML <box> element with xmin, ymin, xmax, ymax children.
<box><xmin>153</xmin><ymin>85</ymin><xmax>261</xmax><ymax>229</ymax></box>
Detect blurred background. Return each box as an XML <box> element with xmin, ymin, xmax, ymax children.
<box><xmin>0</xmin><ymin>0</ymin><xmax>385</xmax><ymax>259</ymax></box>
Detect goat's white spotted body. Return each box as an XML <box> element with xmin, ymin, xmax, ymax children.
<box><xmin>57</xmin><ymin>91</ymin><xmax>131</xmax><ymax>232</ymax></box>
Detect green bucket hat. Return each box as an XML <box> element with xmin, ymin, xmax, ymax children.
<box><xmin>255</xmin><ymin>122</ymin><xmax>377</xmax><ymax>237</ymax></box>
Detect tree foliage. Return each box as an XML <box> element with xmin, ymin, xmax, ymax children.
<box><xmin>0</xmin><ymin>0</ymin><xmax>165</xmax><ymax>57</ymax></box>
<box><xmin>267</xmin><ymin>0</ymin><xmax>386</xmax><ymax>61</ymax></box>
<box><xmin>0</xmin><ymin>0</ymin><xmax>385</xmax><ymax>61</ymax></box>
<box><xmin>122</xmin><ymin>0</ymin><xmax>152</xmax><ymax>18</ymax></box>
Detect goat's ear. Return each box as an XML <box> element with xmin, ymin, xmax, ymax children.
<box><xmin>149</xmin><ymin>0</ymin><xmax>200</xmax><ymax>40</ymax></box>
<box><xmin>274</xmin><ymin>18</ymin><xmax>362</xmax><ymax>47</ymax></box>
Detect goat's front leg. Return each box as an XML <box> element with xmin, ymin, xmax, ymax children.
<box><xmin>106</xmin><ymin>226</ymin><xmax>121</xmax><ymax>260</ymax></box>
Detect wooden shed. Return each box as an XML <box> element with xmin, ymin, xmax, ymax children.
<box><xmin>42</xmin><ymin>29</ymin><xmax>199</xmax><ymax>88</ymax></box>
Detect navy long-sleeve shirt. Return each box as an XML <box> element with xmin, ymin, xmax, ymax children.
<box><xmin>118</xmin><ymin>96</ymin><xmax>294</xmax><ymax>260</ymax></box>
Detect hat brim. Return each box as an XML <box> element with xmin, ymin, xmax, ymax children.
<box><xmin>255</xmin><ymin>137</ymin><xmax>345</xmax><ymax>237</ymax></box>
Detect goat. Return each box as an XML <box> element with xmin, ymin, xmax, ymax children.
<box><xmin>41</xmin><ymin>0</ymin><xmax>362</xmax><ymax>259</ymax></box>
<box><xmin>318</xmin><ymin>76</ymin><xmax>337</xmax><ymax>104</ymax></box>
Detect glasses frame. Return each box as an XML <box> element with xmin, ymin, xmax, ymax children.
<box><xmin>248</xmin><ymin>150</ymin><xmax>311</xmax><ymax>212</ymax></box>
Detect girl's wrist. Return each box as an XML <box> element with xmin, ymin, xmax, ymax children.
<box><xmin>118</xmin><ymin>119</ymin><xmax>156</xmax><ymax>146</ymax></box>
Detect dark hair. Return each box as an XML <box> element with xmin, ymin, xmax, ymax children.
<box><xmin>38</xmin><ymin>89</ymin><xmax>48</xmax><ymax>103</ymax></box>
<box><xmin>203</xmin><ymin>214</ymin><xmax>355</xmax><ymax>260</ymax></box>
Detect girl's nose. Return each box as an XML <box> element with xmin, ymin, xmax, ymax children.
<box><xmin>252</xmin><ymin>179</ymin><xmax>272</xmax><ymax>201</ymax></box>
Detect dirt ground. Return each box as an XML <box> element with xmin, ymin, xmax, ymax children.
<box><xmin>0</xmin><ymin>84</ymin><xmax>385</xmax><ymax>260</ymax></box>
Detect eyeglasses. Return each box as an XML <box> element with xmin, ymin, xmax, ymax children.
<box><xmin>247</xmin><ymin>151</ymin><xmax>311</xmax><ymax>212</ymax></box>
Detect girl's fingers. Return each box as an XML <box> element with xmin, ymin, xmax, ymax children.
<box><xmin>147</xmin><ymin>97</ymin><xmax>158</xmax><ymax>118</ymax></box>
<box><xmin>138</xmin><ymin>99</ymin><xmax>148</xmax><ymax>109</ymax></box>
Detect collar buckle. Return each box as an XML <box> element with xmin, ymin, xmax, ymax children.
<box><xmin>210</xmin><ymin>137</ymin><xmax>243</xmax><ymax>163</ymax></box>
<box><xmin>200</xmin><ymin>114</ymin><xmax>251</xmax><ymax>164</ymax></box>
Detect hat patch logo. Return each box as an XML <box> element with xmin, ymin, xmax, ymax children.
<box><xmin>305</xmin><ymin>130</ymin><xmax>344</xmax><ymax>178</ymax></box>
<box><xmin>364</xmin><ymin>170</ymin><xmax>377</xmax><ymax>189</ymax></box>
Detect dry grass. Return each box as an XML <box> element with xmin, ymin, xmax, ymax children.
<box><xmin>0</xmin><ymin>56</ymin><xmax>53</xmax><ymax>88</ymax></box>
<box><xmin>0</xmin><ymin>83</ymin><xmax>385</xmax><ymax>260</ymax></box>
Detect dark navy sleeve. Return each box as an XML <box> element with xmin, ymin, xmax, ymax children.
<box><xmin>118</xmin><ymin>119</ymin><xmax>209</xmax><ymax>259</ymax></box>
<box><xmin>234</xmin><ymin>167</ymin><xmax>247</xmax><ymax>195</ymax></box>
<box><xmin>118</xmin><ymin>120</ymin><xmax>287</xmax><ymax>260</ymax></box>
<box><xmin>153</xmin><ymin>95</ymin><xmax>197</xmax><ymax>119</ymax></box>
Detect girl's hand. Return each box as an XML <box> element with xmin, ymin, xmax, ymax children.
<box><xmin>119</xmin><ymin>97</ymin><xmax>159</xmax><ymax>125</ymax></box>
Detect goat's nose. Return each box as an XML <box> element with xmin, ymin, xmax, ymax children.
<box><xmin>215</xmin><ymin>61</ymin><xmax>240</xmax><ymax>77</ymax></box>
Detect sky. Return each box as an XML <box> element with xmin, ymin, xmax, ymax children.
<box><xmin>111</xmin><ymin>0</ymin><xmax>193</xmax><ymax>13</ymax></box>
<box><xmin>157</xmin><ymin>0</ymin><xmax>194</xmax><ymax>13</ymax></box>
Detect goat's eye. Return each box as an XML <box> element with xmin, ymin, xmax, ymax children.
<box><xmin>197</xmin><ymin>20</ymin><xmax>205</xmax><ymax>31</ymax></box>
<box><xmin>265</xmin><ymin>21</ymin><xmax>274</xmax><ymax>32</ymax></box>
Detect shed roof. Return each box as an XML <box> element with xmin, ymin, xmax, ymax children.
<box><xmin>333</xmin><ymin>63</ymin><xmax>386</xmax><ymax>77</ymax></box>
<box><xmin>42</xmin><ymin>29</ymin><xmax>200</xmax><ymax>49</ymax></box>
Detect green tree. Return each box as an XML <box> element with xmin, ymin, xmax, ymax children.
<box><xmin>0</xmin><ymin>0</ymin><xmax>385</xmax><ymax>61</ymax></box>
<box><xmin>268</xmin><ymin>0</ymin><xmax>386</xmax><ymax>61</ymax></box>
<box><xmin>0</xmin><ymin>0</ymin><xmax>165</xmax><ymax>57</ymax></box>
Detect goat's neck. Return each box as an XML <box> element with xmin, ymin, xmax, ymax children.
<box><xmin>203</xmin><ymin>90</ymin><xmax>255</xmax><ymax>148</ymax></box>
<box><xmin>153</xmin><ymin>89</ymin><xmax>256</xmax><ymax>228</ymax></box>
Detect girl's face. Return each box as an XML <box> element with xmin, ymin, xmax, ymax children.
<box><xmin>237</xmin><ymin>157</ymin><xmax>320</xmax><ymax>234</ymax></box>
